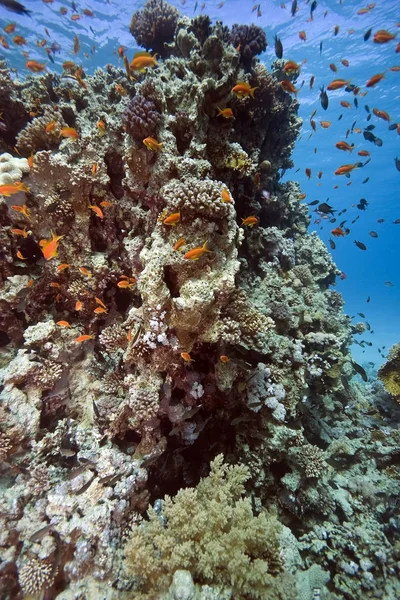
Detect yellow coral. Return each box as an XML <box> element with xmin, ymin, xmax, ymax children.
<box><xmin>378</xmin><ymin>342</ymin><xmax>400</xmax><ymax>401</ymax></box>
<box><xmin>124</xmin><ymin>455</ymin><xmax>293</xmax><ymax>599</ymax></box>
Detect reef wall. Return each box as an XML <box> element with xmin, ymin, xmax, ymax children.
<box><xmin>0</xmin><ymin>2</ymin><xmax>399</xmax><ymax>599</ymax></box>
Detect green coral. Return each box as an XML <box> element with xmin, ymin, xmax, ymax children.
<box><xmin>124</xmin><ymin>455</ymin><xmax>293</xmax><ymax>599</ymax></box>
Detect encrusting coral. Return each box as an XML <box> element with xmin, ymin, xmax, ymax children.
<box><xmin>0</xmin><ymin>2</ymin><xmax>399</xmax><ymax>599</ymax></box>
<box><xmin>378</xmin><ymin>341</ymin><xmax>400</xmax><ymax>401</ymax></box>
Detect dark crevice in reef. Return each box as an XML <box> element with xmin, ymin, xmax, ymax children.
<box><xmin>104</xmin><ymin>148</ymin><xmax>125</xmax><ymax>199</ymax></box>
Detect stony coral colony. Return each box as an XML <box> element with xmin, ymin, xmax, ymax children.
<box><xmin>0</xmin><ymin>1</ymin><xmax>400</xmax><ymax>599</ymax></box>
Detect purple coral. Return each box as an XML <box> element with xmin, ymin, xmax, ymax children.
<box><xmin>122</xmin><ymin>96</ymin><xmax>162</xmax><ymax>141</ymax></box>
<box><xmin>229</xmin><ymin>24</ymin><xmax>267</xmax><ymax>69</ymax></box>
<box><xmin>129</xmin><ymin>0</ymin><xmax>179</xmax><ymax>58</ymax></box>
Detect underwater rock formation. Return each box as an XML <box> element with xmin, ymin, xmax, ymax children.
<box><xmin>0</xmin><ymin>3</ymin><xmax>399</xmax><ymax>600</ymax></box>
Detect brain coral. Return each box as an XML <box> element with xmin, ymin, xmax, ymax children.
<box><xmin>229</xmin><ymin>23</ymin><xmax>268</xmax><ymax>69</ymax></box>
<box><xmin>129</xmin><ymin>0</ymin><xmax>179</xmax><ymax>57</ymax></box>
<box><xmin>122</xmin><ymin>95</ymin><xmax>162</xmax><ymax>141</ymax></box>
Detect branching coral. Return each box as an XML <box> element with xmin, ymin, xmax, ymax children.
<box><xmin>129</xmin><ymin>0</ymin><xmax>179</xmax><ymax>57</ymax></box>
<box><xmin>124</xmin><ymin>455</ymin><xmax>292</xmax><ymax>599</ymax></box>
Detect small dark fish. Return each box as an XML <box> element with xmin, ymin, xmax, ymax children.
<box><xmin>364</xmin><ymin>27</ymin><xmax>372</xmax><ymax>42</ymax></box>
<box><xmin>362</xmin><ymin>177</ymin><xmax>369</xmax><ymax>184</ymax></box>
<box><xmin>395</xmin><ymin>157</ymin><xmax>400</xmax><ymax>172</ymax></box>
<box><xmin>0</xmin><ymin>0</ymin><xmax>31</xmax><ymax>15</ymax></box>
<box><xmin>274</xmin><ymin>35</ymin><xmax>283</xmax><ymax>59</ymax></box>
<box><xmin>30</xmin><ymin>524</ymin><xmax>54</xmax><ymax>543</ymax></box>
<box><xmin>329</xmin><ymin>238</ymin><xmax>336</xmax><ymax>250</ymax></box>
<box><xmin>76</xmin><ymin>475</ymin><xmax>96</xmax><ymax>495</ymax></box>
<box><xmin>393</xmin><ymin>218</ymin><xmax>400</xmax><ymax>224</ymax></box>
<box><xmin>351</xmin><ymin>217</ymin><xmax>360</xmax><ymax>224</ymax></box>
<box><xmin>358</xmin><ymin>312</ymin><xmax>365</xmax><ymax>318</ymax></box>
<box><xmin>339</xmin><ymin>271</ymin><xmax>347</xmax><ymax>280</ymax></box>
<box><xmin>357</xmin><ymin>198</ymin><xmax>368</xmax><ymax>210</ymax></box>
<box><xmin>363</xmin><ymin>131</ymin><xmax>376</xmax><ymax>143</ymax></box>
<box><xmin>366</xmin><ymin>296</ymin><xmax>370</xmax><ymax>302</ymax></box>
<box><xmin>352</xmin><ymin>361</ymin><xmax>368</xmax><ymax>382</ymax></box>
<box><xmin>90</xmin><ymin>25</ymin><xmax>96</xmax><ymax>36</ymax></box>
<box><xmin>365</xmin><ymin>321</ymin><xmax>371</xmax><ymax>331</ymax></box>
<box><xmin>93</xmin><ymin>400</ymin><xmax>100</xmax><ymax>419</ymax></box>
<box><xmin>388</xmin><ymin>123</ymin><xmax>397</xmax><ymax>131</ymax></box>
<box><xmin>310</xmin><ymin>0</ymin><xmax>317</xmax><ymax>19</ymax></box>
<box><xmin>351</xmin><ymin>120</ymin><xmax>356</xmax><ymax>132</ymax></box>
<box><xmin>369</xmin><ymin>231</ymin><xmax>378</xmax><ymax>238</ymax></box>
<box><xmin>318</xmin><ymin>202</ymin><xmax>335</xmax><ymax>214</ymax></box>
<box><xmin>338</xmin><ymin>114</ymin><xmax>343</xmax><ymax>120</ymax></box>
<box><xmin>330</xmin><ymin>217</ymin><xmax>336</xmax><ymax>223</ymax></box>
<box><xmin>193</xmin><ymin>1</ymin><xmax>198</xmax><ymax>13</ymax></box>
<box><xmin>384</xmin><ymin>281</ymin><xmax>394</xmax><ymax>286</ymax></box>
<box><xmin>319</xmin><ymin>40</ymin><xmax>323</xmax><ymax>54</ymax></box>
<box><xmin>68</xmin><ymin>465</ymin><xmax>88</xmax><ymax>480</ymax></box>
<box><xmin>365</xmin><ymin>124</ymin><xmax>375</xmax><ymax>131</ymax></box>
<box><xmin>319</xmin><ymin>86</ymin><xmax>328</xmax><ymax>111</ymax></box>
<box><xmin>308</xmin><ymin>200</ymin><xmax>319</xmax><ymax>206</ymax></box>
<box><xmin>72</xmin><ymin>1</ymin><xmax>78</xmax><ymax>11</ymax></box>
<box><xmin>377</xmin><ymin>218</ymin><xmax>384</xmax><ymax>223</ymax></box>
<box><xmin>47</xmin><ymin>52</ymin><xmax>55</xmax><ymax>64</ymax></box>
<box><xmin>354</xmin><ymin>240</ymin><xmax>367</xmax><ymax>250</ymax></box>
<box><xmin>354</xmin><ymin>97</ymin><xmax>358</xmax><ymax>108</ymax></box>
<box><xmin>367</xmin><ymin>114</ymin><xmax>372</xmax><ymax>121</ymax></box>
<box><xmin>339</xmin><ymin>220</ymin><xmax>347</xmax><ymax>227</ymax></box>
<box><xmin>291</xmin><ymin>0</ymin><xmax>297</xmax><ymax>17</ymax></box>
<box><xmin>365</xmin><ymin>105</ymin><xmax>370</xmax><ymax>113</ymax></box>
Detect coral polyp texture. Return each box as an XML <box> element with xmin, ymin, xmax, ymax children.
<box><xmin>0</xmin><ymin>3</ymin><xmax>399</xmax><ymax>600</ymax></box>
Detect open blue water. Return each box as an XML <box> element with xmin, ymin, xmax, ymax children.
<box><xmin>1</xmin><ymin>0</ymin><xmax>399</xmax><ymax>369</ymax></box>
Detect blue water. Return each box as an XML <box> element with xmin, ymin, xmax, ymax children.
<box><xmin>1</xmin><ymin>0</ymin><xmax>399</xmax><ymax>368</ymax></box>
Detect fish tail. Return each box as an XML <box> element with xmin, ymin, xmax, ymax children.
<box><xmin>203</xmin><ymin>241</ymin><xmax>211</xmax><ymax>252</ymax></box>
<box><xmin>250</xmin><ymin>86</ymin><xmax>258</xmax><ymax>98</ymax></box>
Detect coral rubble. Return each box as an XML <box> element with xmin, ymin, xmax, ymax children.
<box><xmin>0</xmin><ymin>2</ymin><xmax>399</xmax><ymax>599</ymax></box>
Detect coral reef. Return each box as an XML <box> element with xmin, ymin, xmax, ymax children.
<box><xmin>0</xmin><ymin>3</ymin><xmax>398</xmax><ymax>599</ymax></box>
<box><xmin>378</xmin><ymin>341</ymin><xmax>400</xmax><ymax>400</ymax></box>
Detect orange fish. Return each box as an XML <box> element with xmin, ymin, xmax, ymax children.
<box><xmin>299</xmin><ymin>31</ymin><xmax>306</xmax><ymax>41</ymax></box>
<box><xmin>217</xmin><ymin>107</ymin><xmax>233</xmax><ymax>119</ymax></box>
<box><xmin>40</xmin><ymin>230</ymin><xmax>63</xmax><ymax>260</ymax></box>
<box><xmin>173</xmin><ymin>237</ymin><xmax>186</xmax><ymax>251</ymax></box>
<box><xmin>0</xmin><ymin>182</ymin><xmax>29</xmax><ymax>196</ymax></box>
<box><xmin>143</xmin><ymin>136</ymin><xmax>162</xmax><ymax>151</ymax></box>
<box><xmin>11</xmin><ymin>204</ymin><xmax>31</xmax><ymax>220</ymax></box>
<box><xmin>333</xmin><ymin>25</ymin><xmax>340</xmax><ymax>36</ymax></box>
<box><xmin>331</xmin><ymin>227</ymin><xmax>345</xmax><ymax>237</ymax></box>
<box><xmin>95</xmin><ymin>297</ymin><xmax>106</xmax><ymax>309</ymax></box>
<box><xmin>389</xmin><ymin>66</ymin><xmax>400</xmax><ymax>71</ymax></box>
<box><xmin>305</xmin><ymin>168</ymin><xmax>312</xmax><ymax>179</ymax></box>
<box><xmin>309</xmin><ymin>76</ymin><xmax>315</xmax><ymax>89</ymax></box>
<box><xmin>16</xmin><ymin>250</ymin><xmax>26</xmax><ymax>260</ymax></box>
<box><xmin>320</xmin><ymin>121</ymin><xmax>331</xmax><ymax>128</ymax></box>
<box><xmin>335</xmin><ymin>141</ymin><xmax>354</xmax><ymax>152</ymax></box>
<box><xmin>4</xmin><ymin>23</ymin><xmax>16</xmax><ymax>34</ymax></box>
<box><xmin>11</xmin><ymin>226</ymin><xmax>28</xmax><ymax>237</ymax></box>
<box><xmin>117</xmin><ymin>280</ymin><xmax>135</xmax><ymax>289</ymax></box>
<box><xmin>83</xmin><ymin>8</ymin><xmax>94</xmax><ymax>16</ymax></box>
<box><xmin>0</xmin><ymin>36</ymin><xmax>9</xmax><ymax>49</ymax></box>
<box><xmin>181</xmin><ymin>352</ymin><xmax>194</xmax><ymax>362</ymax></box>
<box><xmin>366</xmin><ymin>73</ymin><xmax>385</xmax><ymax>87</ymax></box>
<box><xmin>79</xmin><ymin>267</ymin><xmax>92</xmax><ymax>277</ymax></box>
<box><xmin>357</xmin><ymin>150</ymin><xmax>370</xmax><ymax>156</ymax></box>
<box><xmin>341</xmin><ymin>59</ymin><xmax>350</xmax><ymax>67</ymax></box>
<box><xmin>372</xmin><ymin>108</ymin><xmax>390</xmax><ymax>121</ymax></box>
<box><xmin>396</xmin><ymin>42</ymin><xmax>400</xmax><ymax>53</ymax></box>
<box><xmin>96</xmin><ymin>120</ymin><xmax>106</xmax><ymax>136</ymax></box>
<box><xmin>91</xmin><ymin>163</ymin><xmax>98</xmax><ymax>174</ymax></box>
<box><xmin>310</xmin><ymin>119</ymin><xmax>316</xmax><ymax>132</ymax></box>
<box><xmin>13</xmin><ymin>35</ymin><xmax>26</xmax><ymax>46</ymax></box>
<box><xmin>130</xmin><ymin>51</ymin><xmax>158</xmax><ymax>71</ymax></box>
<box><xmin>118</xmin><ymin>45</ymin><xmax>125</xmax><ymax>58</ymax></box>
<box><xmin>340</xmin><ymin>101</ymin><xmax>351</xmax><ymax>108</ymax></box>
<box><xmin>60</xmin><ymin>127</ymin><xmax>79</xmax><ymax>139</ymax></box>
<box><xmin>56</xmin><ymin>263</ymin><xmax>70</xmax><ymax>271</ymax></box>
<box><xmin>231</xmin><ymin>81</ymin><xmax>258</xmax><ymax>98</ymax></box>
<box><xmin>329</xmin><ymin>63</ymin><xmax>337</xmax><ymax>72</ymax></box>
<box><xmin>280</xmin><ymin>80</ymin><xmax>299</xmax><ymax>95</ymax></box>
<box><xmin>56</xmin><ymin>320</ymin><xmax>71</xmax><ymax>328</ymax></box>
<box><xmin>373</xmin><ymin>29</ymin><xmax>396</xmax><ymax>44</ymax></box>
<box><xmin>60</xmin><ymin>7</ymin><xmax>68</xmax><ymax>15</ymax></box>
<box><xmin>220</xmin><ymin>355</ymin><xmax>230</xmax><ymax>363</ymax></box>
<box><xmin>221</xmin><ymin>189</ymin><xmax>232</xmax><ymax>203</ymax></box>
<box><xmin>241</xmin><ymin>216</ymin><xmax>259</xmax><ymax>227</ymax></box>
<box><xmin>334</xmin><ymin>164</ymin><xmax>359</xmax><ymax>175</ymax></box>
<box><xmin>50</xmin><ymin>282</ymin><xmax>62</xmax><ymax>289</ymax></box>
<box><xmin>163</xmin><ymin>212</ymin><xmax>180</xmax><ymax>226</ymax></box>
<box><xmin>88</xmin><ymin>205</ymin><xmax>104</xmax><ymax>219</ymax></box>
<box><xmin>62</xmin><ymin>60</ymin><xmax>77</xmax><ymax>71</ymax></box>
<box><xmin>27</xmin><ymin>279</ymin><xmax>34</xmax><ymax>287</ymax></box>
<box><xmin>318</xmin><ymin>171</ymin><xmax>323</xmax><ymax>179</ymax></box>
<box><xmin>327</xmin><ymin>79</ymin><xmax>350</xmax><ymax>90</ymax></box>
<box><xmin>27</xmin><ymin>152</ymin><xmax>34</xmax><ymax>168</ymax></box>
<box><xmin>26</xmin><ymin>56</ymin><xmax>46</xmax><ymax>70</ymax></box>
<box><xmin>283</xmin><ymin>60</ymin><xmax>301</xmax><ymax>74</ymax></box>
<box><xmin>298</xmin><ymin>193</ymin><xmax>306</xmax><ymax>200</ymax></box>
<box><xmin>94</xmin><ymin>306</ymin><xmax>107</xmax><ymax>314</ymax></box>
<box><xmin>75</xmin><ymin>300</ymin><xmax>83</xmax><ymax>311</ymax></box>
<box><xmin>75</xmin><ymin>334</ymin><xmax>94</xmax><ymax>343</ymax></box>
<box><xmin>99</xmin><ymin>200</ymin><xmax>113</xmax><ymax>208</ymax></box>
<box><xmin>72</xmin><ymin>35</ymin><xmax>80</xmax><ymax>55</ymax></box>
<box><xmin>115</xmin><ymin>83</ymin><xmax>127</xmax><ymax>95</ymax></box>
<box><xmin>184</xmin><ymin>241</ymin><xmax>211</xmax><ymax>260</ymax></box>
